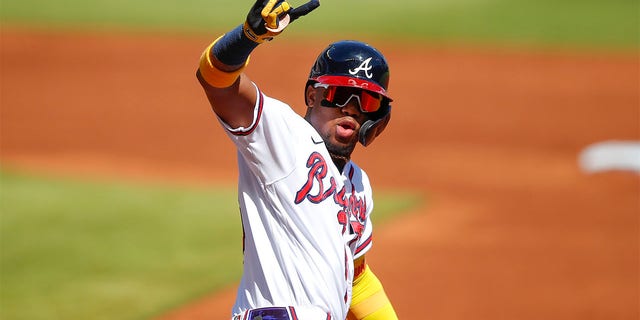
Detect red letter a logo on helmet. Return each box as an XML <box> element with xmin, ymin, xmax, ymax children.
<box><xmin>348</xmin><ymin>57</ymin><xmax>373</xmax><ymax>79</ymax></box>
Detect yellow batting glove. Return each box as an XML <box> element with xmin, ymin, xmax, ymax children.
<box><xmin>244</xmin><ymin>0</ymin><xmax>320</xmax><ymax>43</ymax></box>
<box><xmin>244</xmin><ymin>0</ymin><xmax>291</xmax><ymax>43</ymax></box>
<box><xmin>261</xmin><ymin>0</ymin><xmax>291</xmax><ymax>30</ymax></box>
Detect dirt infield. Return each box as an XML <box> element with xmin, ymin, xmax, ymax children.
<box><xmin>1</xmin><ymin>28</ymin><xmax>638</xmax><ymax>320</ymax></box>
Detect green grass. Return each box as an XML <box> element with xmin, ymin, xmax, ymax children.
<box><xmin>0</xmin><ymin>170</ymin><xmax>421</xmax><ymax>320</ymax></box>
<box><xmin>0</xmin><ymin>0</ymin><xmax>631</xmax><ymax>318</ymax></box>
<box><xmin>1</xmin><ymin>0</ymin><xmax>638</xmax><ymax>49</ymax></box>
<box><xmin>0</xmin><ymin>171</ymin><xmax>241</xmax><ymax>320</ymax></box>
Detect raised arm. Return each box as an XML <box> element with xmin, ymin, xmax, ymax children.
<box><xmin>196</xmin><ymin>0</ymin><xmax>319</xmax><ymax>128</ymax></box>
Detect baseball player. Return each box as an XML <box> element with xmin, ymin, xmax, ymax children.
<box><xmin>196</xmin><ymin>1</ymin><xmax>398</xmax><ymax>319</ymax></box>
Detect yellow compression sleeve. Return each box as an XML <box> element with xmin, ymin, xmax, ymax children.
<box><xmin>349</xmin><ymin>263</ymin><xmax>399</xmax><ymax>320</ymax></box>
<box><xmin>198</xmin><ymin>36</ymin><xmax>250</xmax><ymax>88</ymax></box>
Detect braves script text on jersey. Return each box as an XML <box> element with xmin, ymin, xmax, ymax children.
<box><xmin>219</xmin><ymin>84</ymin><xmax>375</xmax><ymax>319</ymax></box>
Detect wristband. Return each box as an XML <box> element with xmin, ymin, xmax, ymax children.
<box><xmin>198</xmin><ymin>36</ymin><xmax>250</xmax><ymax>88</ymax></box>
<box><xmin>214</xmin><ymin>25</ymin><xmax>259</xmax><ymax>66</ymax></box>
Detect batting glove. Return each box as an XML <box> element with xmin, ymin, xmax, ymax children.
<box><xmin>244</xmin><ymin>0</ymin><xmax>320</xmax><ymax>43</ymax></box>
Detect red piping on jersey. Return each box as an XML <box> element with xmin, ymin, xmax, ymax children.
<box><xmin>344</xmin><ymin>249</ymin><xmax>349</xmax><ymax>280</ymax></box>
<box><xmin>355</xmin><ymin>235</ymin><xmax>372</xmax><ymax>255</ymax></box>
<box><xmin>288</xmin><ymin>306</ymin><xmax>298</xmax><ymax>320</ymax></box>
<box><xmin>229</xmin><ymin>90</ymin><xmax>264</xmax><ymax>136</ymax></box>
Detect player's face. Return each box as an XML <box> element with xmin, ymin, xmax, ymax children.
<box><xmin>305</xmin><ymin>86</ymin><xmax>369</xmax><ymax>160</ymax></box>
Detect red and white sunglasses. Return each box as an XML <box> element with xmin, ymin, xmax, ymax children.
<box><xmin>314</xmin><ymin>83</ymin><xmax>386</xmax><ymax>113</ymax></box>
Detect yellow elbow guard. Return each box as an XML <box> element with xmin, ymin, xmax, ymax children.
<box><xmin>349</xmin><ymin>265</ymin><xmax>398</xmax><ymax>320</ymax></box>
<box><xmin>198</xmin><ymin>36</ymin><xmax>250</xmax><ymax>88</ymax></box>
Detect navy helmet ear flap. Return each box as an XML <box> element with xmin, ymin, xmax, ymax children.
<box><xmin>303</xmin><ymin>80</ymin><xmax>317</xmax><ymax>106</ymax></box>
<box><xmin>359</xmin><ymin>105</ymin><xmax>391</xmax><ymax>146</ymax></box>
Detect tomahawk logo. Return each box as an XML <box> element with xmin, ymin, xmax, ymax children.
<box><xmin>349</xmin><ymin>57</ymin><xmax>373</xmax><ymax>78</ymax></box>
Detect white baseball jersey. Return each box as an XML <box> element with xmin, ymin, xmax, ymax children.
<box><xmin>218</xmin><ymin>84</ymin><xmax>374</xmax><ymax>319</ymax></box>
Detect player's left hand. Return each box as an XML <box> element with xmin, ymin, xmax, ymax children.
<box><xmin>244</xmin><ymin>0</ymin><xmax>320</xmax><ymax>43</ymax></box>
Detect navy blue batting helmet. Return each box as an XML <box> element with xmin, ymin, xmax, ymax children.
<box><xmin>307</xmin><ymin>40</ymin><xmax>392</xmax><ymax>102</ymax></box>
<box><xmin>306</xmin><ymin>40</ymin><xmax>393</xmax><ymax>147</ymax></box>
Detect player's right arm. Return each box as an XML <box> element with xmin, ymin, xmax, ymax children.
<box><xmin>196</xmin><ymin>0</ymin><xmax>319</xmax><ymax>128</ymax></box>
<box><xmin>197</xmin><ymin>53</ymin><xmax>257</xmax><ymax>129</ymax></box>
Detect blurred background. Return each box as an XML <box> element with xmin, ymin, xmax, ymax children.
<box><xmin>1</xmin><ymin>1</ymin><xmax>638</xmax><ymax>319</ymax></box>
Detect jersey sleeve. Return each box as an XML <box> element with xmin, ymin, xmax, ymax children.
<box><xmin>216</xmin><ymin>84</ymin><xmax>304</xmax><ymax>185</ymax></box>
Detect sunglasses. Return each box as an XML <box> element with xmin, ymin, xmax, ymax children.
<box><xmin>314</xmin><ymin>83</ymin><xmax>385</xmax><ymax>113</ymax></box>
